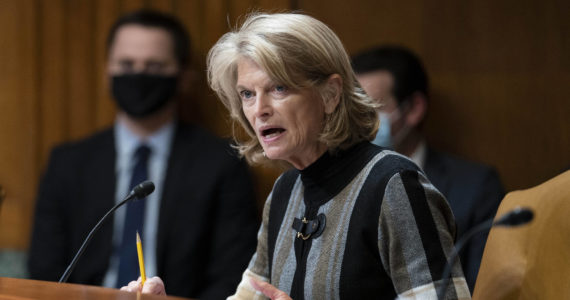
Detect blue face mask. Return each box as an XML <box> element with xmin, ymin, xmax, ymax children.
<box><xmin>372</xmin><ymin>112</ymin><xmax>393</xmax><ymax>149</ymax></box>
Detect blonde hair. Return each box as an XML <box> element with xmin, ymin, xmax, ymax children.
<box><xmin>207</xmin><ymin>12</ymin><xmax>378</xmax><ymax>165</ymax></box>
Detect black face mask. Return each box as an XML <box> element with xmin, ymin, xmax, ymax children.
<box><xmin>111</xmin><ymin>73</ymin><xmax>178</xmax><ymax>118</ymax></box>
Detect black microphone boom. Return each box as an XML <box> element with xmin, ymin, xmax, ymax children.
<box><xmin>436</xmin><ymin>207</ymin><xmax>534</xmax><ymax>300</ymax></box>
<box><xmin>58</xmin><ymin>180</ymin><xmax>155</xmax><ymax>283</ymax></box>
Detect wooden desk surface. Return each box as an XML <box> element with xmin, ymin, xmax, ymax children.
<box><xmin>0</xmin><ymin>277</ymin><xmax>191</xmax><ymax>300</ymax></box>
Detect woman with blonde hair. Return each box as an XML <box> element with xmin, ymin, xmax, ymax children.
<box><xmin>122</xmin><ymin>12</ymin><xmax>470</xmax><ymax>300</ymax></box>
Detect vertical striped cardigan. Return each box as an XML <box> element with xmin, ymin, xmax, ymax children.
<box><xmin>230</xmin><ymin>142</ymin><xmax>470</xmax><ymax>300</ymax></box>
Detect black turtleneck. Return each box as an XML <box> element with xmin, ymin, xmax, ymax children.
<box><xmin>299</xmin><ymin>141</ymin><xmax>380</xmax><ymax>208</ymax></box>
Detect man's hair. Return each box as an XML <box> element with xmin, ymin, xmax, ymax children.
<box><xmin>106</xmin><ymin>9</ymin><xmax>191</xmax><ymax>68</ymax></box>
<box><xmin>352</xmin><ymin>46</ymin><xmax>428</xmax><ymax>104</ymax></box>
<box><xmin>207</xmin><ymin>13</ymin><xmax>378</xmax><ymax>165</ymax></box>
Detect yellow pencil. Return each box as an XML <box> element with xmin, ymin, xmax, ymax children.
<box><xmin>136</xmin><ymin>231</ymin><xmax>146</xmax><ymax>287</ymax></box>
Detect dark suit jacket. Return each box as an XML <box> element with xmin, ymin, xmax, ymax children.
<box><xmin>28</xmin><ymin>123</ymin><xmax>259</xmax><ymax>299</ymax></box>
<box><xmin>424</xmin><ymin>148</ymin><xmax>504</xmax><ymax>292</ymax></box>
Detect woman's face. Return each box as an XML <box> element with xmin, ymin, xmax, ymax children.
<box><xmin>237</xmin><ymin>58</ymin><xmax>328</xmax><ymax>169</ymax></box>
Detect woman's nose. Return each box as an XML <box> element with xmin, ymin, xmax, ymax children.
<box><xmin>253</xmin><ymin>93</ymin><xmax>273</xmax><ymax>118</ymax></box>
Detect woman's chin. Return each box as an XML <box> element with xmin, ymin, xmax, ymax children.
<box><xmin>263</xmin><ymin>151</ymin><xmax>287</xmax><ymax>163</ymax></box>
<box><xmin>263</xmin><ymin>151</ymin><xmax>277</xmax><ymax>160</ymax></box>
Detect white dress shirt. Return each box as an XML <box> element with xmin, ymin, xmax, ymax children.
<box><xmin>409</xmin><ymin>140</ymin><xmax>427</xmax><ymax>170</ymax></box>
<box><xmin>103</xmin><ymin>119</ymin><xmax>175</xmax><ymax>287</ymax></box>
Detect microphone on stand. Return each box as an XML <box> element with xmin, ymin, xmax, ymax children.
<box><xmin>58</xmin><ymin>181</ymin><xmax>155</xmax><ymax>283</ymax></box>
<box><xmin>436</xmin><ymin>207</ymin><xmax>534</xmax><ymax>300</ymax></box>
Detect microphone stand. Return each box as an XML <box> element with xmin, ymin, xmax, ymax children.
<box><xmin>436</xmin><ymin>207</ymin><xmax>533</xmax><ymax>300</ymax></box>
<box><xmin>59</xmin><ymin>181</ymin><xmax>154</xmax><ymax>283</ymax></box>
<box><xmin>436</xmin><ymin>219</ymin><xmax>492</xmax><ymax>300</ymax></box>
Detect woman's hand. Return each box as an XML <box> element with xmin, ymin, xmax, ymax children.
<box><xmin>120</xmin><ymin>276</ymin><xmax>166</xmax><ymax>295</ymax></box>
<box><xmin>250</xmin><ymin>277</ymin><xmax>292</xmax><ymax>300</ymax></box>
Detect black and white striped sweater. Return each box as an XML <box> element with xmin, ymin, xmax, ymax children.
<box><xmin>230</xmin><ymin>142</ymin><xmax>470</xmax><ymax>300</ymax></box>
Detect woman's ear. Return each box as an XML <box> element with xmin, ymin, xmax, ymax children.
<box><xmin>323</xmin><ymin>74</ymin><xmax>342</xmax><ymax>114</ymax></box>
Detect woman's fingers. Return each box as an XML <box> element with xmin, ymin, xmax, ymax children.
<box><xmin>141</xmin><ymin>276</ymin><xmax>167</xmax><ymax>295</ymax></box>
<box><xmin>249</xmin><ymin>277</ymin><xmax>291</xmax><ymax>300</ymax></box>
<box><xmin>120</xmin><ymin>278</ymin><xmax>142</xmax><ymax>293</ymax></box>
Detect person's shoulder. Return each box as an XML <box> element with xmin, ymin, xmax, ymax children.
<box><xmin>175</xmin><ymin>122</ymin><xmax>219</xmax><ymax>142</ymax></box>
<box><xmin>175</xmin><ymin>122</ymin><xmax>234</xmax><ymax>152</ymax></box>
<box><xmin>427</xmin><ymin>148</ymin><xmax>499</xmax><ymax>180</ymax></box>
<box><xmin>371</xmin><ymin>145</ymin><xmax>422</xmax><ymax>174</ymax></box>
<box><xmin>49</xmin><ymin>127</ymin><xmax>114</xmax><ymax>160</ymax></box>
<box><xmin>173</xmin><ymin>122</ymin><xmax>245</xmax><ymax>168</ymax></box>
<box><xmin>356</xmin><ymin>144</ymin><xmax>426</xmax><ymax>191</ymax></box>
<box><xmin>345</xmin><ymin>141</ymin><xmax>421</xmax><ymax>173</ymax></box>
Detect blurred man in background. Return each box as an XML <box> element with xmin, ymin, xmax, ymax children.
<box><xmin>28</xmin><ymin>10</ymin><xmax>258</xmax><ymax>299</ymax></box>
<box><xmin>352</xmin><ymin>45</ymin><xmax>505</xmax><ymax>291</ymax></box>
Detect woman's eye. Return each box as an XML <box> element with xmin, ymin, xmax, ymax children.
<box><xmin>239</xmin><ymin>90</ymin><xmax>254</xmax><ymax>100</ymax></box>
<box><xmin>274</xmin><ymin>85</ymin><xmax>287</xmax><ymax>93</ymax></box>
<box><xmin>272</xmin><ymin>85</ymin><xmax>289</xmax><ymax>99</ymax></box>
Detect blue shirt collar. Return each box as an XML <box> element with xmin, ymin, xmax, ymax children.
<box><xmin>114</xmin><ymin>119</ymin><xmax>176</xmax><ymax>160</ymax></box>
